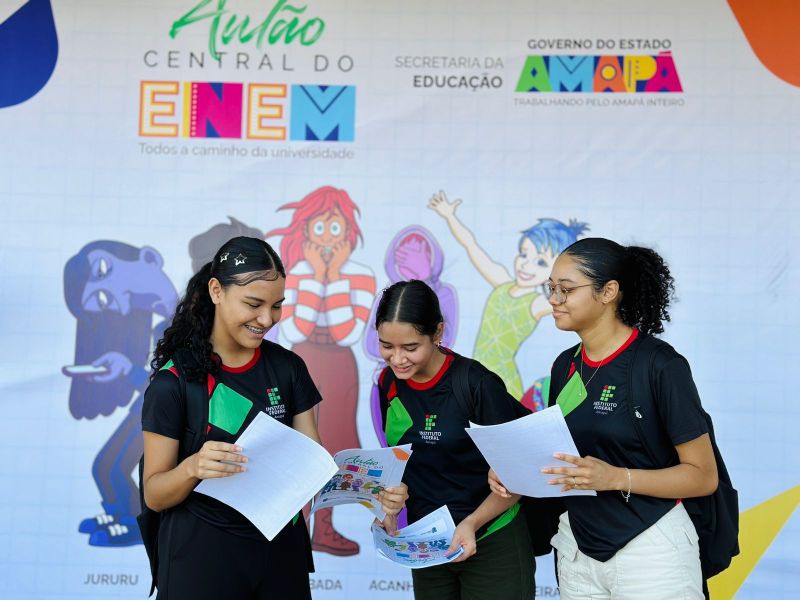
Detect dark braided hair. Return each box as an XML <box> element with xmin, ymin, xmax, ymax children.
<box><xmin>151</xmin><ymin>236</ymin><xmax>285</xmax><ymax>381</ymax></box>
<box><xmin>562</xmin><ymin>238</ymin><xmax>675</xmax><ymax>335</ymax></box>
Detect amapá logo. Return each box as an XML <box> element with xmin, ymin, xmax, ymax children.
<box><xmin>516</xmin><ymin>52</ymin><xmax>682</xmax><ymax>92</ymax></box>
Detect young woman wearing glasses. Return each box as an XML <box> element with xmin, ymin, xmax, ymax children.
<box><xmin>491</xmin><ymin>237</ymin><xmax>717</xmax><ymax>599</ymax></box>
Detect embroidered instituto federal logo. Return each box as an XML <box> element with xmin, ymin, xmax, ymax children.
<box><xmin>593</xmin><ymin>384</ymin><xmax>618</xmax><ymax>415</ymax></box>
<box><xmin>265</xmin><ymin>386</ymin><xmax>286</xmax><ymax>419</ymax></box>
<box><xmin>424</xmin><ymin>414</ymin><xmax>437</xmax><ymax>431</ymax></box>
<box><xmin>419</xmin><ymin>413</ymin><xmax>441</xmax><ymax>444</ymax></box>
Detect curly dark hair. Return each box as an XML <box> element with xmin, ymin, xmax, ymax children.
<box><xmin>150</xmin><ymin>236</ymin><xmax>285</xmax><ymax>381</ymax></box>
<box><xmin>562</xmin><ymin>238</ymin><xmax>675</xmax><ymax>335</ymax></box>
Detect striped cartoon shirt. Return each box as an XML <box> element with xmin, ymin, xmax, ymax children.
<box><xmin>280</xmin><ymin>259</ymin><xmax>376</xmax><ymax>346</ymax></box>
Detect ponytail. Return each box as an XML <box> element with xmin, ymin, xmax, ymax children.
<box><xmin>563</xmin><ymin>238</ymin><xmax>675</xmax><ymax>335</ymax></box>
<box><xmin>618</xmin><ymin>246</ymin><xmax>674</xmax><ymax>335</ymax></box>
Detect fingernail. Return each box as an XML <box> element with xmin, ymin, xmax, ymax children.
<box><xmin>242</xmin><ymin>457</ymin><xmax>248</xmax><ymax>463</ymax></box>
<box><xmin>234</xmin><ymin>446</ymin><xmax>242</xmax><ymax>452</ymax></box>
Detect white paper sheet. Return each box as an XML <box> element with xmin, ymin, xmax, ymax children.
<box><xmin>195</xmin><ymin>411</ymin><xmax>338</xmax><ymax>540</ymax></box>
<box><xmin>466</xmin><ymin>405</ymin><xmax>596</xmax><ymax>497</ymax></box>
<box><xmin>371</xmin><ymin>506</ymin><xmax>464</xmax><ymax>568</ymax></box>
<box><xmin>311</xmin><ymin>444</ymin><xmax>412</xmax><ymax>520</ymax></box>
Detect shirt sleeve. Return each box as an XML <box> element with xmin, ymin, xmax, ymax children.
<box><xmin>141</xmin><ymin>370</ymin><xmax>185</xmax><ymax>440</ymax></box>
<box><xmin>290</xmin><ymin>353</ymin><xmax>323</xmax><ymax>415</ymax></box>
<box><xmin>472</xmin><ymin>367</ymin><xmax>531</xmax><ymax>425</ymax></box>
<box><xmin>653</xmin><ymin>356</ymin><xmax>708</xmax><ymax>446</ymax></box>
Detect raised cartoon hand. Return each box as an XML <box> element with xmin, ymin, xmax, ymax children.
<box><xmin>326</xmin><ymin>240</ymin><xmax>351</xmax><ymax>281</ymax></box>
<box><xmin>188</xmin><ymin>441</ymin><xmax>248</xmax><ymax>480</ymax></box>
<box><xmin>395</xmin><ymin>237</ymin><xmax>431</xmax><ymax>280</ymax></box>
<box><xmin>428</xmin><ymin>190</ymin><xmax>462</xmax><ymax>220</ymax></box>
<box><xmin>303</xmin><ymin>240</ymin><xmax>327</xmax><ymax>281</ymax></box>
<box><xmin>90</xmin><ymin>351</ymin><xmax>132</xmax><ymax>383</ymax></box>
<box><xmin>377</xmin><ymin>483</ymin><xmax>409</xmax><ymax>517</ymax></box>
<box><xmin>447</xmin><ymin>518</ymin><xmax>477</xmax><ymax>563</ymax></box>
<box><xmin>487</xmin><ymin>468</ymin><xmax>512</xmax><ymax>498</ymax></box>
<box><xmin>542</xmin><ymin>453</ymin><xmax>625</xmax><ymax>493</ymax></box>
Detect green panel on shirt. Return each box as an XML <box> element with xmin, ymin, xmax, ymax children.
<box><xmin>556</xmin><ymin>372</ymin><xmax>588</xmax><ymax>417</ymax></box>
<box><xmin>209</xmin><ymin>383</ymin><xmax>253</xmax><ymax>435</ymax></box>
<box><xmin>478</xmin><ymin>502</ymin><xmax>520</xmax><ymax>541</ymax></box>
<box><xmin>160</xmin><ymin>359</ymin><xmax>174</xmax><ymax>371</ymax></box>
<box><xmin>385</xmin><ymin>397</ymin><xmax>413</xmax><ymax>447</ymax></box>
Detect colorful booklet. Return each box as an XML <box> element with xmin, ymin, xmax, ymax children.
<box><xmin>371</xmin><ymin>505</ymin><xmax>464</xmax><ymax>569</ymax></box>
<box><xmin>311</xmin><ymin>444</ymin><xmax>412</xmax><ymax>520</ymax></box>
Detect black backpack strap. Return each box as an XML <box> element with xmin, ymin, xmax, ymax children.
<box><xmin>548</xmin><ymin>344</ymin><xmax>580</xmax><ymax>408</ymax></box>
<box><xmin>138</xmin><ymin>350</ymin><xmax>210</xmax><ymax>597</ymax></box>
<box><xmin>377</xmin><ymin>366</ymin><xmax>394</xmax><ymax>433</ymax></box>
<box><xmin>448</xmin><ymin>354</ymin><xmax>476</xmax><ymax>420</ymax></box>
<box><xmin>626</xmin><ymin>335</ymin><xmax>664</xmax><ymax>466</ymax></box>
<box><xmin>625</xmin><ymin>335</ymin><xmax>739</xmax><ymax>590</ymax></box>
<box><xmin>173</xmin><ymin>348</ymin><xmax>210</xmax><ymax>458</ymax></box>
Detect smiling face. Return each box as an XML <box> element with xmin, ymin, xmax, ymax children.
<box><xmin>377</xmin><ymin>320</ymin><xmax>444</xmax><ymax>382</ymax></box>
<box><xmin>514</xmin><ymin>239</ymin><xmax>556</xmax><ymax>288</ymax></box>
<box><xmin>547</xmin><ymin>255</ymin><xmax>607</xmax><ymax>332</ymax></box>
<box><xmin>209</xmin><ymin>276</ymin><xmax>286</xmax><ymax>355</ymax></box>
<box><xmin>80</xmin><ymin>247</ymin><xmax>178</xmax><ymax>317</ymax></box>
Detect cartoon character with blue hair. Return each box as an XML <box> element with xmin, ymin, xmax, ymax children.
<box><xmin>62</xmin><ymin>240</ymin><xmax>177</xmax><ymax>546</ymax></box>
<box><xmin>429</xmin><ymin>191</ymin><xmax>588</xmax><ymax>404</ymax></box>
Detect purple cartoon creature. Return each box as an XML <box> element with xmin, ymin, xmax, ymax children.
<box><xmin>364</xmin><ymin>225</ymin><xmax>458</xmax><ymax>447</ymax></box>
<box><xmin>63</xmin><ymin>241</ymin><xmax>177</xmax><ymax>546</ymax></box>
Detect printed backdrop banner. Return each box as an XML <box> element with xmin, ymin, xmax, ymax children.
<box><xmin>1</xmin><ymin>1</ymin><xmax>798</xmax><ymax>598</ymax></box>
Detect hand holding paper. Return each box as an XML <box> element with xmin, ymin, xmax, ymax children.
<box><xmin>195</xmin><ymin>412</ymin><xmax>338</xmax><ymax>540</ymax></box>
<box><xmin>312</xmin><ymin>445</ymin><xmax>412</xmax><ymax>520</ymax></box>
<box><xmin>372</xmin><ymin>506</ymin><xmax>464</xmax><ymax>569</ymax></box>
<box><xmin>466</xmin><ymin>405</ymin><xmax>596</xmax><ymax>497</ymax></box>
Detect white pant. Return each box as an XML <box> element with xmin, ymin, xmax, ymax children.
<box><xmin>551</xmin><ymin>503</ymin><xmax>703</xmax><ymax>600</ymax></box>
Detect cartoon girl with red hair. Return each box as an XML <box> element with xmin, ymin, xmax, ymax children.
<box><xmin>267</xmin><ymin>186</ymin><xmax>376</xmax><ymax>556</ymax></box>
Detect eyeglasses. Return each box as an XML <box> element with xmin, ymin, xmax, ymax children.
<box><xmin>545</xmin><ymin>282</ymin><xmax>593</xmax><ymax>304</ymax></box>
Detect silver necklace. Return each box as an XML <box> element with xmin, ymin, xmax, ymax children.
<box><xmin>578</xmin><ymin>344</ymin><xmax>611</xmax><ymax>389</ymax></box>
<box><xmin>579</xmin><ymin>354</ymin><xmax>605</xmax><ymax>389</ymax></box>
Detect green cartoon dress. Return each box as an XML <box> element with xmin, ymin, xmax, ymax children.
<box><xmin>473</xmin><ymin>282</ymin><xmax>539</xmax><ymax>399</ymax></box>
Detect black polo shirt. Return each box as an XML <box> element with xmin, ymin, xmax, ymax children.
<box><xmin>379</xmin><ymin>351</ymin><xmax>530</xmax><ymax>526</ymax></box>
<box><xmin>142</xmin><ymin>340</ymin><xmax>322</xmax><ymax>539</ymax></box>
<box><xmin>557</xmin><ymin>330</ymin><xmax>708</xmax><ymax>561</ymax></box>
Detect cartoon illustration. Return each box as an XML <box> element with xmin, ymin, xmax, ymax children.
<box><xmin>63</xmin><ymin>240</ymin><xmax>178</xmax><ymax>546</ymax></box>
<box><xmin>429</xmin><ymin>190</ymin><xmax>588</xmax><ymax>403</ymax></box>
<box><xmin>267</xmin><ymin>186</ymin><xmax>377</xmax><ymax>556</ymax></box>
<box><xmin>363</xmin><ymin>225</ymin><xmax>458</xmax><ymax>444</ymax></box>
<box><xmin>188</xmin><ymin>216</ymin><xmax>264</xmax><ymax>273</ymax></box>
<box><xmin>339</xmin><ymin>473</ymin><xmax>355</xmax><ymax>491</ymax></box>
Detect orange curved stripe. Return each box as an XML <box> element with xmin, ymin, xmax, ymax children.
<box><xmin>727</xmin><ymin>0</ymin><xmax>800</xmax><ymax>87</ymax></box>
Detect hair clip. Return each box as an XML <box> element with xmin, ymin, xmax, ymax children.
<box><xmin>234</xmin><ymin>253</ymin><xmax>247</xmax><ymax>266</ymax></box>
<box><xmin>219</xmin><ymin>252</ymin><xmax>229</xmax><ymax>262</ymax></box>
